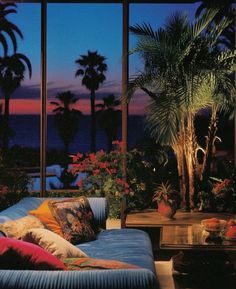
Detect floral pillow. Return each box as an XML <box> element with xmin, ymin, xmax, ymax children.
<box><xmin>48</xmin><ymin>197</ymin><xmax>97</xmax><ymax>244</ymax></box>
<box><xmin>63</xmin><ymin>257</ymin><xmax>140</xmax><ymax>271</ymax></box>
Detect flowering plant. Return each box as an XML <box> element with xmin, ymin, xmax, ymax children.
<box><xmin>69</xmin><ymin>141</ymin><xmax>156</xmax><ymax>217</ymax></box>
<box><xmin>198</xmin><ymin>173</ymin><xmax>236</xmax><ymax>213</ymax></box>
<box><xmin>211</xmin><ymin>176</ymin><xmax>236</xmax><ymax>212</ymax></box>
<box><xmin>69</xmin><ymin>143</ymin><xmax>132</xmax><ymax>200</ymax></box>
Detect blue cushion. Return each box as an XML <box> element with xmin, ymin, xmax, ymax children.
<box><xmin>0</xmin><ymin>197</ymin><xmax>108</xmax><ymax>228</ymax></box>
<box><xmin>78</xmin><ymin>228</ymin><xmax>156</xmax><ymax>275</ymax></box>
<box><xmin>0</xmin><ymin>197</ymin><xmax>159</xmax><ymax>289</ymax></box>
<box><xmin>0</xmin><ymin>269</ymin><xmax>158</xmax><ymax>289</ymax></box>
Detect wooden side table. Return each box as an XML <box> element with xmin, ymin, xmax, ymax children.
<box><xmin>125</xmin><ymin>211</ymin><xmax>235</xmax><ymax>260</ymax></box>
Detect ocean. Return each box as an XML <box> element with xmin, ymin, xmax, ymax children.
<box><xmin>4</xmin><ymin>115</ymin><xmax>147</xmax><ymax>153</ymax></box>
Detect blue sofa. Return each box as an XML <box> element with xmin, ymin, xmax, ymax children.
<box><xmin>0</xmin><ymin>197</ymin><xmax>159</xmax><ymax>289</ymax></box>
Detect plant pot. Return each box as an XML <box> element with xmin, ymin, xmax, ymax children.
<box><xmin>158</xmin><ymin>201</ymin><xmax>176</xmax><ymax>219</ymax></box>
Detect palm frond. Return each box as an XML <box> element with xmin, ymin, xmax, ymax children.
<box><xmin>145</xmin><ymin>94</ymin><xmax>181</xmax><ymax>146</ymax></box>
<box><xmin>191</xmin><ymin>8</ymin><xmax>218</xmax><ymax>38</ymax></box>
<box><xmin>0</xmin><ymin>33</ymin><xmax>8</xmax><ymax>56</ymax></box>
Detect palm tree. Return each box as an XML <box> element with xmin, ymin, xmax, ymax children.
<box><xmin>50</xmin><ymin>91</ymin><xmax>82</xmax><ymax>155</ymax></box>
<box><xmin>0</xmin><ymin>2</ymin><xmax>23</xmax><ymax>55</ymax></box>
<box><xmin>96</xmin><ymin>94</ymin><xmax>121</xmax><ymax>152</ymax></box>
<box><xmin>195</xmin><ymin>0</ymin><xmax>234</xmax><ymax>49</ymax></box>
<box><xmin>0</xmin><ymin>53</ymin><xmax>32</xmax><ymax>151</ymax></box>
<box><xmin>128</xmin><ymin>9</ymin><xmax>236</xmax><ymax>210</ymax></box>
<box><xmin>75</xmin><ymin>51</ymin><xmax>107</xmax><ymax>152</ymax></box>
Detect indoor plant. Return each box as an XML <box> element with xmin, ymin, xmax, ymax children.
<box><xmin>152</xmin><ymin>181</ymin><xmax>178</xmax><ymax>219</ymax></box>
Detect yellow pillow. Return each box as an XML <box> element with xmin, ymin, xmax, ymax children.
<box><xmin>29</xmin><ymin>200</ymin><xmax>63</xmax><ymax>236</ymax></box>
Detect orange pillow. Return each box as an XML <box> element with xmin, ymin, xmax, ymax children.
<box><xmin>29</xmin><ymin>200</ymin><xmax>63</xmax><ymax>237</ymax></box>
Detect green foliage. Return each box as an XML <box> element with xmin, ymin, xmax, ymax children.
<box><xmin>0</xmin><ymin>150</ymin><xmax>30</xmax><ymax>211</ymax></box>
<box><xmin>152</xmin><ymin>181</ymin><xmax>178</xmax><ymax>206</ymax></box>
<box><xmin>197</xmin><ymin>164</ymin><xmax>236</xmax><ymax>213</ymax></box>
<box><xmin>129</xmin><ymin>10</ymin><xmax>236</xmax><ymax>146</ymax></box>
<box><xmin>128</xmin><ymin>8</ymin><xmax>236</xmax><ymax>209</ymax></box>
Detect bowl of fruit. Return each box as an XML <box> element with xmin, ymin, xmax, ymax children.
<box><xmin>225</xmin><ymin>219</ymin><xmax>236</xmax><ymax>241</ymax></box>
<box><xmin>201</xmin><ymin>218</ymin><xmax>227</xmax><ymax>237</ymax></box>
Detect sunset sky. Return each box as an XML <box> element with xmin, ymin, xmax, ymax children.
<box><xmin>1</xmin><ymin>2</ymin><xmax>199</xmax><ymax>115</ymax></box>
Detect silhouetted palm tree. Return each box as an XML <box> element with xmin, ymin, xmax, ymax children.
<box><xmin>75</xmin><ymin>51</ymin><xmax>107</xmax><ymax>152</ymax></box>
<box><xmin>50</xmin><ymin>91</ymin><xmax>82</xmax><ymax>155</ymax></box>
<box><xmin>0</xmin><ymin>2</ymin><xmax>23</xmax><ymax>55</ymax></box>
<box><xmin>96</xmin><ymin>94</ymin><xmax>121</xmax><ymax>152</ymax></box>
<box><xmin>0</xmin><ymin>53</ymin><xmax>32</xmax><ymax>151</ymax></box>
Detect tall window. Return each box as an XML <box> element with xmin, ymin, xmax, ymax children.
<box><xmin>46</xmin><ymin>3</ymin><xmax>122</xmax><ymax>192</ymax></box>
<box><xmin>0</xmin><ymin>3</ymin><xmax>40</xmax><ymax>201</ymax></box>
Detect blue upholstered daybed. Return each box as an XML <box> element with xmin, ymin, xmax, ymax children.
<box><xmin>0</xmin><ymin>197</ymin><xmax>159</xmax><ymax>289</ymax></box>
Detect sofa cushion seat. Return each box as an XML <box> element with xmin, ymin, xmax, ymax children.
<box><xmin>0</xmin><ymin>197</ymin><xmax>159</xmax><ymax>289</ymax></box>
<box><xmin>78</xmin><ymin>228</ymin><xmax>156</xmax><ymax>275</ymax></box>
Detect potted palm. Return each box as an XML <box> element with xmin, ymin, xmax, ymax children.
<box><xmin>152</xmin><ymin>181</ymin><xmax>178</xmax><ymax>219</ymax></box>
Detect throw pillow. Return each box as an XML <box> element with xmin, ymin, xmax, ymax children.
<box><xmin>48</xmin><ymin>197</ymin><xmax>96</xmax><ymax>244</ymax></box>
<box><xmin>0</xmin><ymin>237</ymin><xmax>66</xmax><ymax>270</ymax></box>
<box><xmin>64</xmin><ymin>257</ymin><xmax>140</xmax><ymax>270</ymax></box>
<box><xmin>29</xmin><ymin>200</ymin><xmax>63</xmax><ymax>236</ymax></box>
<box><xmin>23</xmin><ymin>228</ymin><xmax>88</xmax><ymax>260</ymax></box>
<box><xmin>0</xmin><ymin>215</ymin><xmax>45</xmax><ymax>239</ymax></box>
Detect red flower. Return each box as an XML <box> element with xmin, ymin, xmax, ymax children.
<box><xmin>110</xmin><ymin>168</ymin><xmax>117</xmax><ymax>174</ymax></box>
<box><xmin>125</xmin><ymin>189</ymin><xmax>130</xmax><ymax>194</ymax></box>
<box><xmin>100</xmin><ymin>162</ymin><xmax>109</xmax><ymax>169</ymax></box>
<box><xmin>77</xmin><ymin>153</ymin><xmax>83</xmax><ymax>159</ymax></box>
<box><xmin>89</xmin><ymin>153</ymin><xmax>96</xmax><ymax>162</ymax></box>
<box><xmin>214</xmin><ymin>179</ymin><xmax>231</xmax><ymax>194</ymax></box>
<box><xmin>93</xmin><ymin>169</ymin><xmax>100</xmax><ymax>176</ymax></box>
<box><xmin>77</xmin><ymin>179</ymin><xmax>83</xmax><ymax>187</ymax></box>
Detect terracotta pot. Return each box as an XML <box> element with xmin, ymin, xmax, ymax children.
<box><xmin>158</xmin><ymin>200</ymin><xmax>176</xmax><ymax>219</ymax></box>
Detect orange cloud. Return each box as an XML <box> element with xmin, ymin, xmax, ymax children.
<box><xmin>4</xmin><ymin>97</ymin><xmax>147</xmax><ymax>115</ymax></box>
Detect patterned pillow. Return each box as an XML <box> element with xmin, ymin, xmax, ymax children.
<box><xmin>48</xmin><ymin>197</ymin><xmax>97</xmax><ymax>244</ymax></box>
<box><xmin>64</xmin><ymin>257</ymin><xmax>140</xmax><ymax>270</ymax></box>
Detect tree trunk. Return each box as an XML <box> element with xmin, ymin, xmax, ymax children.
<box><xmin>186</xmin><ymin>114</ymin><xmax>195</xmax><ymax>210</ymax></box>
<box><xmin>90</xmin><ymin>89</ymin><xmax>96</xmax><ymax>152</ymax></box>
<box><xmin>3</xmin><ymin>94</ymin><xmax>10</xmax><ymax>152</ymax></box>
<box><xmin>174</xmin><ymin>142</ymin><xmax>187</xmax><ymax>210</ymax></box>
<box><xmin>201</xmin><ymin>106</ymin><xmax>218</xmax><ymax>180</ymax></box>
